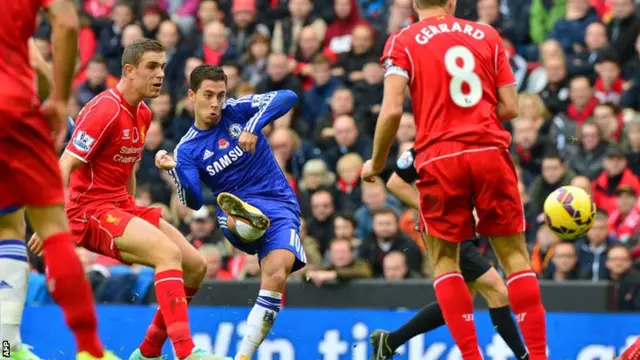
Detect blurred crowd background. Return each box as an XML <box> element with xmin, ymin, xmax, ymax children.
<box><xmin>23</xmin><ymin>0</ymin><xmax>640</xmax><ymax>310</ymax></box>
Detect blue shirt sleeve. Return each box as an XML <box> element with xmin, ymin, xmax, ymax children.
<box><xmin>169</xmin><ymin>146</ymin><xmax>204</xmax><ymax>210</ymax></box>
<box><xmin>225</xmin><ymin>90</ymin><xmax>298</xmax><ymax>134</ymax></box>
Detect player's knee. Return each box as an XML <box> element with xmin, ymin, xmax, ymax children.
<box><xmin>152</xmin><ymin>237</ymin><xmax>183</xmax><ymax>268</ymax></box>
<box><xmin>187</xmin><ymin>254</ymin><xmax>207</xmax><ymax>284</ymax></box>
<box><xmin>263</xmin><ymin>266</ymin><xmax>288</xmax><ymax>289</ymax></box>
<box><xmin>476</xmin><ymin>269</ymin><xmax>510</xmax><ymax>307</ymax></box>
<box><xmin>490</xmin><ymin>235</ymin><xmax>531</xmax><ymax>276</ymax></box>
<box><xmin>25</xmin><ymin>205</ymin><xmax>69</xmax><ymax>238</ymax></box>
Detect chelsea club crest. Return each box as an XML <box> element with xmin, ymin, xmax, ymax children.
<box><xmin>229</xmin><ymin>123</ymin><xmax>242</xmax><ymax>138</ymax></box>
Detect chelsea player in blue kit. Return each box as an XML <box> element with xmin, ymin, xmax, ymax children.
<box><xmin>155</xmin><ymin>65</ymin><xmax>306</xmax><ymax>360</ymax></box>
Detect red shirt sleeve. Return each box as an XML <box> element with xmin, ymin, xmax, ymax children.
<box><xmin>380</xmin><ymin>28</ymin><xmax>412</xmax><ymax>81</ymax></box>
<box><xmin>66</xmin><ymin>96</ymin><xmax>120</xmax><ymax>163</ymax></box>
<box><xmin>494</xmin><ymin>34</ymin><xmax>516</xmax><ymax>88</ymax></box>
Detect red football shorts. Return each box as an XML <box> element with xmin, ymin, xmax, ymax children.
<box><xmin>69</xmin><ymin>197</ymin><xmax>163</xmax><ymax>262</ymax></box>
<box><xmin>415</xmin><ymin>142</ymin><xmax>525</xmax><ymax>242</ymax></box>
<box><xmin>0</xmin><ymin>108</ymin><xmax>64</xmax><ymax>210</ymax></box>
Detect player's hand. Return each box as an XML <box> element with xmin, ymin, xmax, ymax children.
<box><xmin>239</xmin><ymin>131</ymin><xmax>258</xmax><ymax>154</ymax></box>
<box><xmin>155</xmin><ymin>150</ymin><xmax>176</xmax><ymax>170</ymax></box>
<box><xmin>361</xmin><ymin>159</ymin><xmax>382</xmax><ymax>183</ymax></box>
<box><xmin>41</xmin><ymin>99</ymin><xmax>69</xmax><ymax>152</ymax></box>
<box><xmin>28</xmin><ymin>233</ymin><xmax>44</xmax><ymax>257</ymax></box>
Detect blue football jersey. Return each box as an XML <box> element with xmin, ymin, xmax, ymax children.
<box><xmin>169</xmin><ymin>90</ymin><xmax>300</xmax><ymax>220</ymax></box>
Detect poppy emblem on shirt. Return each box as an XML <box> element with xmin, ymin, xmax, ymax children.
<box><xmin>219</xmin><ymin>139</ymin><xmax>230</xmax><ymax>149</ymax></box>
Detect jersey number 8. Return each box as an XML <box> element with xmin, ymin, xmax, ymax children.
<box><xmin>444</xmin><ymin>46</ymin><xmax>482</xmax><ymax>108</ymax></box>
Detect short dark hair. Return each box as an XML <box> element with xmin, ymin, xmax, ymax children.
<box><xmin>334</xmin><ymin>212</ymin><xmax>357</xmax><ymax>227</ymax></box>
<box><xmin>372</xmin><ymin>207</ymin><xmax>398</xmax><ymax>220</ymax></box>
<box><xmin>415</xmin><ymin>0</ymin><xmax>447</xmax><ymax>9</ymax></box>
<box><xmin>313</xmin><ymin>54</ymin><xmax>332</xmax><ymax>66</ymax></box>
<box><xmin>88</xmin><ymin>55</ymin><xmax>107</xmax><ymax>65</ymax></box>
<box><xmin>543</xmin><ymin>149</ymin><xmax>564</xmax><ymax>164</ymax></box>
<box><xmin>121</xmin><ymin>38</ymin><xmax>165</xmax><ymax>68</ymax></box>
<box><xmin>189</xmin><ymin>64</ymin><xmax>227</xmax><ymax>92</ymax></box>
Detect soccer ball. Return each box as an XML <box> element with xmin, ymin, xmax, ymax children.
<box><xmin>543</xmin><ymin>185</ymin><xmax>596</xmax><ymax>240</ymax></box>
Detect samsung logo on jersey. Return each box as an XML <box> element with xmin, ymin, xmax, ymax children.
<box><xmin>415</xmin><ymin>22</ymin><xmax>485</xmax><ymax>45</ymax></box>
<box><xmin>206</xmin><ymin>145</ymin><xmax>245</xmax><ymax>176</ymax></box>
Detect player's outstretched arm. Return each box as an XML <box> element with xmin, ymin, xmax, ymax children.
<box><xmin>238</xmin><ymin>90</ymin><xmax>298</xmax><ymax>135</ymax></box>
<box><xmin>387</xmin><ymin>173</ymin><xmax>420</xmax><ymax>210</ymax></box>
<box><xmin>59</xmin><ymin>151</ymin><xmax>85</xmax><ymax>191</ymax></box>
<box><xmin>366</xmin><ymin>75</ymin><xmax>408</xmax><ymax>175</ymax></box>
<box><xmin>159</xmin><ymin>150</ymin><xmax>205</xmax><ymax>210</ymax></box>
<box><xmin>45</xmin><ymin>0</ymin><xmax>79</xmax><ymax>103</ymax></box>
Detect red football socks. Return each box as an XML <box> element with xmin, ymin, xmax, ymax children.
<box><xmin>154</xmin><ymin>270</ymin><xmax>195</xmax><ymax>359</ymax></box>
<box><xmin>140</xmin><ymin>287</ymin><xmax>199</xmax><ymax>357</ymax></box>
<box><xmin>433</xmin><ymin>272</ymin><xmax>482</xmax><ymax>359</ymax></box>
<box><xmin>621</xmin><ymin>338</ymin><xmax>640</xmax><ymax>360</ymax></box>
<box><xmin>43</xmin><ymin>233</ymin><xmax>104</xmax><ymax>358</ymax></box>
<box><xmin>507</xmin><ymin>270</ymin><xmax>548</xmax><ymax>360</ymax></box>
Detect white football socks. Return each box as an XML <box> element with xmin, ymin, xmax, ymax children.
<box><xmin>235</xmin><ymin>220</ymin><xmax>265</xmax><ymax>241</ymax></box>
<box><xmin>0</xmin><ymin>240</ymin><xmax>29</xmax><ymax>350</ymax></box>
<box><xmin>235</xmin><ymin>290</ymin><xmax>282</xmax><ymax>359</ymax></box>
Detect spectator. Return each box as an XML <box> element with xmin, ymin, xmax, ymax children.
<box><xmin>334</xmin><ymin>153</ymin><xmax>364</xmax><ymax>212</ymax></box>
<box><xmin>186</xmin><ymin>207</ymin><xmax>227</xmax><ymax>251</ymax></box>
<box><xmin>511</xmin><ymin>117</ymin><xmax>547</xmax><ymax>177</ymax></box>
<box><xmin>156</xmin><ymin>20</ymin><xmax>189</xmax><ymax>92</ymax></box>
<box><xmin>307</xmin><ymin>189</ymin><xmax>338</xmax><ymax>254</ymax></box>
<box><xmin>623</xmin><ymin>32</ymin><xmax>640</xmax><ymax>78</ymax></box>
<box><xmin>545</xmin><ymin>241</ymin><xmax>579</xmax><ymax>280</ymax></box>
<box><xmin>291</xmin><ymin>26</ymin><xmax>333</xmax><ymax>92</ymax></box>
<box><xmin>526</xmin><ymin>39</ymin><xmax>564</xmax><ymax>92</ymax></box>
<box><xmin>221</xmin><ymin>62</ymin><xmax>243</xmax><ymax>97</ymax></box>
<box><xmin>148</xmin><ymin>90</ymin><xmax>174</xmax><ymax>137</ymax></box>
<box><xmin>594</xmin><ymin>102</ymin><xmax>624</xmax><ymax>142</ymax></box>
<box><xmin>306</xmin><ymin>238</ymin><xmax>373</xmax><ymax>286</ymax></box>
<box><xmin>531</xmin><ymin>221</ymin><xmax>559</xmax><ymax>276</ymax></box>
<box><xmin>199</xmin><ymin>245</ymin><xmax>234</xmax><ymax>280</ymax></box>
<box><xmin>572</xmin><ymin>22</ymin><xmax>610</xmax><ymax>76</ymax></box>
<box><xmin>539</xmin><ymin>55</ymin><xmax>571</xmax><ymax>115</ymax></box>
<box><xmin>607</xmin><ymin>0</ymin><xmax>640</xmax><ymax>65</ymax></box>
<box><xmin>625</xmin><ymin>116</ymin><xmax>640</xmax><ymax>175</ymax></box>
<box><xmin>297</xmin><ymin>159</ymin><xmax>337</xmax><ymax>216</ymax></box>
<box><xmin>270</xmin><ymin>127</ymin><xmax>319</xmax><ymax>184</ymax></box>
<box><xmin>272</xmin><ymin>0</ymin><xmax>326</xmax><ymax>56</ymax></box>
<box><xmin>565</xmin><ymin>76</ymin><xmax>599</xmax><ymax>125</ymax></box>
<box><xmin>140</xmin><ymin>4</ymin><xmax>167</xmax><ymax>39</ymax></box>
<box><xmin>354</xmin><ymin>178</ymin><xmax>402</xmax><ymax>238</ymax></box>
<box><xmin>594</xmin><ymin>51</ymin><xmax>625</xmax><ymax>105</ymax></box>
<box><xmin>529</xmin><ymin>150</ymin><xmax>576</xmax><ymax>217</ymax></box>
<box><xmin>518</xmin><ymin>92</ymin><xmax>551</xmax><ymax>129</ymax></box>
<box><xmin>256</xmin><ymin>52</ymin><xmax>304</xmax><ymax>102</ymax></box>
<box><xmin>314</xmin><ymin>87</ymin><xmax>356</xmax><ymax>149</ymax></box>
<box><xmin>567</xmin><ymin>120</ymin><xmax>609</xmax><ymax>179</ymax></box>
<box><xmin>98</xmin><ymin>2</ymin><xmax>134</xmax><ymax>75</ymax></box>
<box><xmin>383</xmin><ymin>251</ymin><xmax>421</xmax><ymax>280</ymax></box>
<box><xmin>121</xmin><ymin>23</ymin><xmax>145</xmax><ymax>48</ymax></box>
<box><xmin>477</xmin><ymin>0</ymin><xmax>503</xmax><ymax>29</ymax></box>
<box><xmin>351</xmin><ymin>62</ymin><xmax>385</xmax><ymax>136</ymax></box>
<box><xmin>322</xmin><ymin>114</ymin><xmax>372</xmax><ymax>171</ymax></box>
<box><xmin>333</xmin><ymin>212</ymin><xmax>362</xmax><ymax>255</ymax></box>
<box><xmin>576</xmin><ymin>211</ymin><xmax>611</xmax><ymax>281</ymax></box>
<box><xmin>607</xmin><ymin>244</ymin><xmax>640</xmax><ymax>310</ymax></box>
<box><xmin>303</xmin><ymin>55</ymin><xmax>344</xmax><ymax>130</ymax></box>
<box><xmin>299</xmin><ymin>218</ymin><xmax>324</xmax><ymax>269</ymax></box>
<box><xmin>229</xmin><ymin>0</ymin><xmax>270</xmax><ymax>56</ymax></box>
<box><xmin>608</xmin><ymin>185</ymin><xmax>640</xmax><ymax>243</ymax></box>
<box><xmin>592</xmin><ymin>144</ymin><xmax>640</xmax><ymax>214</ymax></box>
<box><xmin>196</xmin><ymin>21</ymin><xmax>238</xmax><ymax>65</ymax></box>
<box><xmin>241</xmin><ymin>33</ymin><xmax>271</xmax><ymax>88</ymax></box>
<box><xmin>186</xmin><ymin>0</ymin><xmax>222</xmax><ymax>51</ymax></box>
<box><xmin>547</xmin><ymin>0</ymin><xmax>599</xmax><ymax>56</ymax></box>
<box><xmin>360</xmin><ymin>208</ymin><xmax>422</xmax><ymax>277</ymax></box>
<box><xmin>571</xmin><ymin>174</ymin><xmax>594</xmax><ymax>194</ymax></box>
<box><xmin>333</xmin><ymin>24</ymin><xmax>378</xmax><ymax>85</ymax></box>
<box><xmin>138</xmin><ymin>121</ymin><xmax>175</xmax><ymax>204</ymax></box>
<box><xmin>75</xmin><ymin>56</ymin><xmax>113</xmax><ymax>107</ymax></box>
<box><xmin>324</xmin><ymin>0</ymin><xmax>368</xmax><ymax>55</ymax></box>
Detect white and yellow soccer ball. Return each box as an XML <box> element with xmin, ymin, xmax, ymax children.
<box><xmin>543</xmin><ymin>185</ymin><xmax>597</xmax><ymax>240</ymax></box>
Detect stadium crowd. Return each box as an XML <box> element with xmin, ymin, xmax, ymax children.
<box><xmin>22</xmin><ymin>0</ymin><xmax>640</xmax><ymax>309</ymax></box>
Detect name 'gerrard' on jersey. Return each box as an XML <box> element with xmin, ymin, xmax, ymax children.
<box><xmin>415</xmin><ymin>22</ymin><xmax>486</xmax><ymax>45</ymax></box>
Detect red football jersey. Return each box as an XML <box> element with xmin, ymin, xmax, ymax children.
<box><xmin>0</xmin><ymin>0</ymin><xmax>54</xmax><ymax>111</ymax></box>
<box><xmin>65</xmin><ymin>88</ymin><xmax>152</xmax><ymax>214</ymax></box>
<box><xmin>381</xmin><ymin>15</ymin><xmax>516</xmax><ymax>160</ymax></box>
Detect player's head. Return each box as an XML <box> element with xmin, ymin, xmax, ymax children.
<box><xmin>412</xmin><ymin>0</ymin><xmax>456</xmax><ymax>14</ymax></box>
<box><xmin>188</xmin><ymin>64</ymin><xmax>228</xmax><ymax>127</ymax></box>
<box><xmin>121</xmin><ymin>38</ymin><xmax>166</xmax><ymax>99</ymax></box>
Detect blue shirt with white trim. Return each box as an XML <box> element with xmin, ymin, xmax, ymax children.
<box><xmin>168</xmin><ymin>90</ymin><xmax>300</xmax><ymax>219</ymax></box>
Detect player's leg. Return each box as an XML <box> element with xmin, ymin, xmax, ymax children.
<box><xmin>217</xmin><ymin>192</ymin><xmax>270</xmax><ymax>240</ymax></box>
<box><xmin>468</xmin><ymin>250</ymin><xmax>528</xmax><ymax>360</ymax></box>
<box><xmin>471</xmin><ymin>149</ymin><xmax>547</xmax><ymax>360</ymax></box>
<box><xmin>25</xmin><ymin>206</ymin><xmax>107</xmax><ymax>359</ymax></box>
<box><xmin>135</xmin><ymin>219</ymin><xmax>208</xmax><ymax>359</ymax></box>
<box><xmin>416</xmin><ymin>153</ymin><xmax>482</xmax><ymax>360</ymax></box>
<box><xmin>0</xmin><ymin>207</ymin><xmax>41</xmax><ymax>359</ymax></box>
<box><xmin>233</xmin><ymin>223</ymin><xmax>306</xmax><ymax>360</ymax></box>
